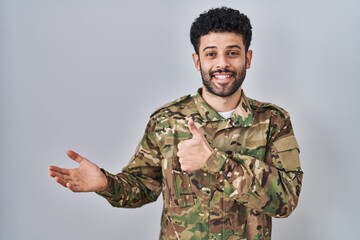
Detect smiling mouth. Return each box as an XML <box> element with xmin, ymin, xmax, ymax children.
<box><xmin>213</xmin><ymin>73</ymin><xmax>232</xmax><ymax>79</ymax></box>
<box><xmin>212</xmin><ymin>72</ymin><xmax>234</xmax><ymax>84</ymax></box>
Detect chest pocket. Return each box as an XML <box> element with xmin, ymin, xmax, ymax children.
<box><xmin>162</xmin><ymin>156</ymin><xmax>195</xmax><ymax>208</ymax></box>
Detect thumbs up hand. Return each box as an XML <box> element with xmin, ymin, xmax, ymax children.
<box><xmin>177</xmin><ymin>119</ymin><xmax>213</xmax><ymax>172</ymax></box>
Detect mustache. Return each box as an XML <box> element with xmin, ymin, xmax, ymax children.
<box><xmin>210</xmin><ymin>69</ymin><xmax>236</xmax><ymax>75</ymax></box>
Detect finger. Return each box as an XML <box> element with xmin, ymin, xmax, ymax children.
<box><xmin>178</xmin><ymin>155</ymin><xmax>191</xmax><ymax>164</ymax></box>
<box><xmin>67</xmin><ymin>182</ymin><xmax>83</xmax><ymax>192</ymax></box>
<box><xmin>49</xmin><ymin>170</ymin><xmax>72</xmax><ymax>181</ymax></box>
<box><xmin>48</xmin><ymin>165</ymin><xmax>71</xmax><ymax>176</ymax></box>
<box><xmin>188</xmin><ymin>119</ymin><xmax>201</xmax><ymax>137</ymax></box>
<box><xmin>179</xmin><ymin>159</ymin><xmax>186</xmax><ymax>171</ymax></box>
<box><xmin>177</xmin><ymin>141</ymin><xmax>188</xmax><ymax>158</ymax></box>
<box><xmin>177</xmin><ymin>141</ymin><xmax>185</xmax><ymax>150</ymax></box>
<box><xmin>67</xmin><ymin>183</ymin><xmax>75</xmax><ymax>192</ymax></box>
<box><xmin>178</xmin><ymin>156</ymin><xmax>183</xmax><ymax>165</ymax></box>
<box><xmin>180</xmin><ymin>164</ymin><xmax>191</xmax><ymax>172</ymax></box>
<box><xmin>54</xmin><ymin>176</ymin><xmax>70</xmax><ymax>188</ymax></box>
<box><xmin>66</xmin><ymin>150</ymin><xmax>86</xmax><ymax>164</ymax></box>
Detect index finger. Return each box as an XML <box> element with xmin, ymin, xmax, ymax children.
<box><xmin>48</xmin><ymin>165</ymin><xmax>70</xmax><ymax>176</ymax></box>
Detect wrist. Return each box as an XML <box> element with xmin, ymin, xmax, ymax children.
<box><xmin>98</xmin><ymin>168</ymin><xmax>109</xmax><ymax>191</ymax></box>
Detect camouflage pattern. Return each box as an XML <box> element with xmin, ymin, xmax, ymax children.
<box><xmin>97</xmin><ymin>89</ymin><xmax>303</xmax><ymax>240</ymax></box>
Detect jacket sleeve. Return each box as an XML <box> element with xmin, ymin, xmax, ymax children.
<box><xmin>96</xmin><ymin>119</ymin><xmax>163</xmax><ymax>208</ymax></box>
<box><xmin>204</xmin><ymin>115</ymin><xmax>303</xmax><ymax>218</ymax></box>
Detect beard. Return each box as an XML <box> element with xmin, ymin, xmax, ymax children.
<box><xmin>200</xmin><ymin>65</ymin><xmax>247</xmax><ymax>97</ymax></box>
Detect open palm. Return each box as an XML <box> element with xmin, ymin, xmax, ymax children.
<box><xmin>48</xmin><ymin>150</ymin><xmax>107</xmax><ymax>192</ymax></box>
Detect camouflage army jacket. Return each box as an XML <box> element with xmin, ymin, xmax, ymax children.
<box><xmin>97</xmin><ymin>89</ymin><xmax>303</xmax><ymax>240</ymax></box>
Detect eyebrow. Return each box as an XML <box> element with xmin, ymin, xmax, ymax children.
<box><xmin>202</xmin><ymin>45</ymin><xmax>242</xmax><ymax>52</ymax></box>
<box><xmin>202</xmin><ymin>46</ymin><xmax>217</xmax><ymax>52</ymax></box>
<box><xmin>227</xmin><ymin>45</ymin><xmax>242</xmax><ymax>50</ymax></box>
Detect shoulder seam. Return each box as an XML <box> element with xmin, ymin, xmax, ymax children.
<box><xmin>248</xmin><ymin>98</ymin><xmax>289</xmax><ymax>118</ymax></box>
<box><xmin>150</xmin><ymin>95</ymin><xmax>191</xmax><ymax>118</ymax></box>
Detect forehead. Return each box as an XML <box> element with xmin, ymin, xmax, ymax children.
<box><xmin>199</xmin><ymin>32</ymin><xmax>245</xmax><ymax>51</ymax></box>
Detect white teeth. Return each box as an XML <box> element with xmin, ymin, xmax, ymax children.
<box><xmin>214</xmin><ymin>74</ymin><xmax>231</xmax><ymax>79</ymax></box>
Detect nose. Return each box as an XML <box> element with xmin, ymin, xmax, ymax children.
<box><xmin>216</xmin><ymin>54</ymin><xmax>230</xmax><ymax>69</ymax></box>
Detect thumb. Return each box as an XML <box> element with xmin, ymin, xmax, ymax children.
<box><xmin>188</xmin><ymin>119</ymin><xmax>201</xmax><ymax>137</ymax></box>
<box><xmin>66</xmin><ymin>150</ymin><xmax>86</xmax><ymax>164</ymax></box>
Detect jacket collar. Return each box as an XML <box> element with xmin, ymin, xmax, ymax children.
<box><xmin>194</xmin><ymin>88</ymin><xmax>253</xmax><ymax>128</ymax></box>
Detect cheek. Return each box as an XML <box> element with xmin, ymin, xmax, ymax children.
<box><xmin>233</xmin><ymin>60</ymin><xmax>247</xmax><ymax>71</ymax></box>
<box><xmin>199</xmin><ymin>61</ymin><xmax>212</xmax><ymax>72</ymax></box>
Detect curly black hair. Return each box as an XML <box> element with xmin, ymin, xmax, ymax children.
<box><xmin>190</xmin><ymin>7</ymin><xmax>252</xmax><ymax>54</ymax></box>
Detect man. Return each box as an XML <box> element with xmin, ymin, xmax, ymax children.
<box><xmin>49</xmin><ymin>7</ymin><xmax>303</xmax><ymax>240</ymax></box>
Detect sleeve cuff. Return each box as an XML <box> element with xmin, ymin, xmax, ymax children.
<box><xmin>95</xmin><ymin>168</ymin><xmax>116</xmax><ymax>198</ymax></box>
<box><xmin>204</xmin><ymin>148</ymin><xmax>229</xmax><ymax>174</ymax></box>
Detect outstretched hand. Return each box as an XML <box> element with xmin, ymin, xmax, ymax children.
<box><xmin>48</xmin><ymin>150</ymin><xmax>108</xmax><ymax>192</ymax></box>
<box><xmin>177</xmin><ymin>119</ymin><xmax>213</xmax><ymax>172</ymax></box>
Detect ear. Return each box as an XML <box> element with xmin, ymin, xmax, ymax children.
<box><xmin>245</xmin><ymin>50</ymin><xmax>253</xmax><ymax>69</ymax></box>
<box><xmin>192</xmin><ymin>53</ymin><xmax>201</xmax><ymax>71</ymax></box>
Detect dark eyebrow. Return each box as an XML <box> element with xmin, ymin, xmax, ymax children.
<box><xmin>202</xmin><ymin>46</ymin><xmax>217</xmax><ymax>52</ymax></box>
<box><xmin>227</xmin><ymin>45</ymin><xmax>242</xmax><ymax>50</ymax></box>
<box><xmin>202</xmin><ymin>45</ymin><xmax>242</xmax><ymax>52</ymax></box>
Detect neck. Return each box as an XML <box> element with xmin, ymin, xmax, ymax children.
<box><xmin>201</xmin><ymin>86</ymin><xmax>242</xmax><ymax>112</ymax></box>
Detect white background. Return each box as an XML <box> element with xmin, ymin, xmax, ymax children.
<box><xmin>1</xmin><ymin>0</ymin><xmax>359</xmax><ymax>239</ymax></box>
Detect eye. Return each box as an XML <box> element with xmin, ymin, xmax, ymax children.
<box><xmin>228</xmin><ymin>51</ymin><xmax>239</xmax><ymax>56</ymax></box>
<box><xmin>205</xmin><ymin>52</ymin><xmax>216</xmax><ymax>58</ymax></box>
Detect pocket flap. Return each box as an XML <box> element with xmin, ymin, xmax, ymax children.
<box><xmin>273</xmin><ymin>135</ymin><xmax>299</xmax><ymax>152</ymax></box>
